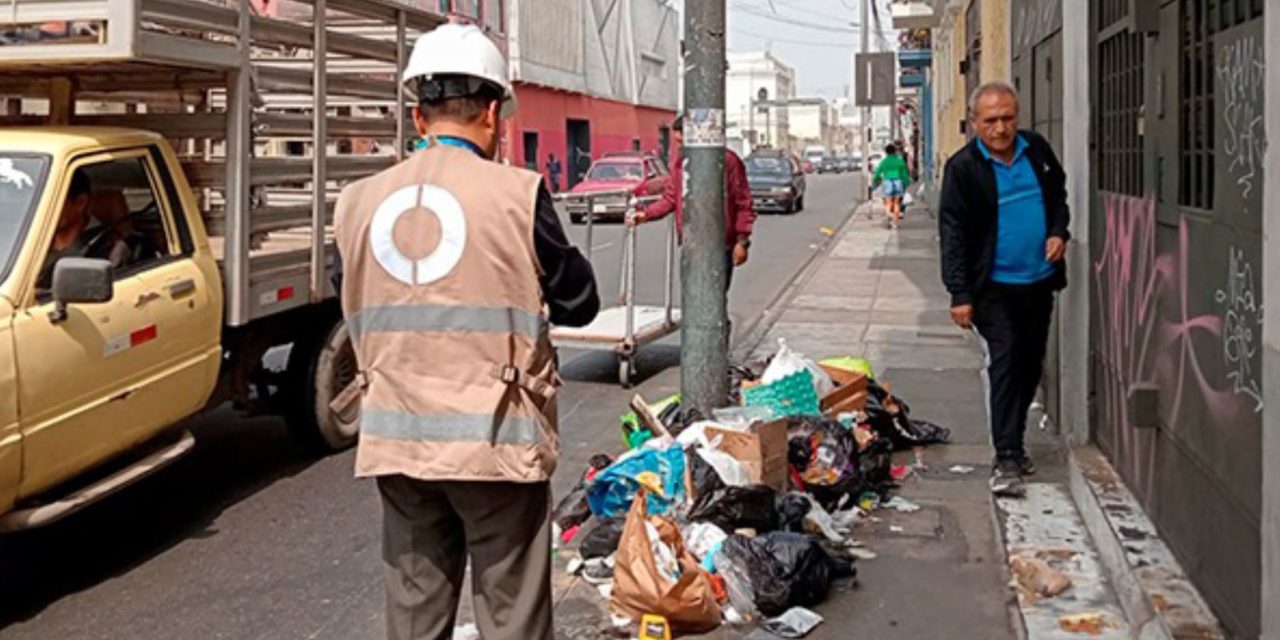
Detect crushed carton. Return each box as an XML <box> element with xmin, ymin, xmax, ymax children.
<box><xmin>705</xmin><ymin>419</ymin><xmax>789</xmax><ymax>492</ymax></box>
<box><xmin>818</xmin><ymin>364</ymin><xmax>868</xmax><ymax>416</ymax></box>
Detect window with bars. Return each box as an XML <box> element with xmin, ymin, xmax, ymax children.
<box><xmin>1179</xmin><ymin>0</ymin><xmax>1264</xmax><ymax>209</ymax></box>
<box><xmin>1098</xmin><ymin>32</ymin><xmax>1144</xmax><ymax>196</ymax></box>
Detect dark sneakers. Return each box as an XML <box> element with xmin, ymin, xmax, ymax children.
<box><xmin>989</xmin><ymin>459</ymin><xmax>1026</xmax><ymax>497</ymax></box>
<box><xmin>1018</xmin><ymin>455</ymin><xmax>1037</xmax><ymax>476</ymax></box>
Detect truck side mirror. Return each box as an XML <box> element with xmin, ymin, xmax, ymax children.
<box><xmin>49</xmin><ymin>257</ymin><xmax>114</xmax><ymax>323</ymax></box>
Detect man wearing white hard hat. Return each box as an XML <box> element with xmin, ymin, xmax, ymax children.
<box><xmin>332</xmin><ymin>23</ymin><xmax>598</xmax><ymax>640</ymax></box>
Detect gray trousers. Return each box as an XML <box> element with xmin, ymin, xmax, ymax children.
<box><xmin>377</xmin><ymin>476</ymin><xmax>553</xmax><ymax>640</ymax></box>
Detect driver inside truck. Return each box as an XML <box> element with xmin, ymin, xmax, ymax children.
<box><xmin>36</xmin><ymin>170</ymin><xmax>129</xmax><ymax>292</ymax></box>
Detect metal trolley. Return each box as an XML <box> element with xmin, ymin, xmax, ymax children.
<box><xmin>552</xmin><ymin>190</ymin><xmax>681</xmax><ymax>387</ymax></box>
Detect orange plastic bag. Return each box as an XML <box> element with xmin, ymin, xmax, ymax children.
<box><xmin>610</xmin><ymin>492</ymin><xmax>722</xmax><ymax>633</ymax></box>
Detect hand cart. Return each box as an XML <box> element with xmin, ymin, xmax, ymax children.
<box><xmin>552</xmin><ymin>190</ymin><xmax>681</xmax><ymax>387</ymax></box>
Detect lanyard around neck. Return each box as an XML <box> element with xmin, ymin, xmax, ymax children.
<box><xmin>418</xmin><ymin>135</ymin><xmax>485</xmax><ymax>157</ymax></box>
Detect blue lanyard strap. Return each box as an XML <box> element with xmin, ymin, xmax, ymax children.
<box><xmin>418</xmin><ymin>135</ymin><xmax>485</xmax><ymax>157</ymax></box>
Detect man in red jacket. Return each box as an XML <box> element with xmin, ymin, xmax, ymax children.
<box><xmin>629</xmin><ymin>115</ymin><xmax>756</xmax><ymax>290</ymax></box>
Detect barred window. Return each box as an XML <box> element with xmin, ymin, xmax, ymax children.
<box><xmin>1179</xmin><ymin>0</ymin><xmax>1264</xmax><ymax>209</ymax></box>
<box><xmin>1098</xmin><ymin>32</ymin><xmax>1144</xmax><ymax>195</ymax></box>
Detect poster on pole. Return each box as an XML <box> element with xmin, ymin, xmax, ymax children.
<box><xmin>855</xmin><ymin>52</ymin><xmax>897</xmax><ymax>106</ymax></box>
<box><xmin>684</xmin><ymin>108</ymin><xmax>725</xmax><ymax>148</ymax></box>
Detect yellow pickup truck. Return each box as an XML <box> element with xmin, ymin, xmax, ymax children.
<box><xmin>0</xmin><ymin>0</ymin><xmax>445</xmax><ymax>531</ymax></box>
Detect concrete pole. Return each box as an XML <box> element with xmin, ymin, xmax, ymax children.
<box><xmin>860</xmin><ymin>0</ymin><xmax>871</xmax><ymax>196</ymax></box>
<box><xmin>681</xmin><ymin>0</ymin><xmax>729</xmax><ymax>413</ymax></box>
<box><xmin>1261</xmin><ymin>6</ymin><xmax>1279</xmax><ymax>638</ymax></box>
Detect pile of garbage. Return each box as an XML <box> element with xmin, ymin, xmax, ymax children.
<box><xmin>553</xmin><ymin>340</ymin><xmax>952</xmax><ymax>638</ymax></box>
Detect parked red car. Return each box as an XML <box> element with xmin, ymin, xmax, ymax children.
<box><xmin>565</xmin><ymin>152</ymin><xmax>671</xmax><ymax>224</ymax></box>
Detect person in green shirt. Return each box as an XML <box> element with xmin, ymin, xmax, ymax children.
<box><xmin>871</xmin><ymin>143</ymin><xmax>912</xmax><ymax>229</ymax></box>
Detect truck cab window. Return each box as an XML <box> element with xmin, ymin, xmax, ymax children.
<box><xmin>36</xmin><ymin>156</ymin><xmax>173</xmax><ymax>297</ymax></box>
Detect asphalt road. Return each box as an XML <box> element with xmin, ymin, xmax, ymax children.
<box><xmin>0</xmin><ymin>174</ymin><xmax>861</xmax><ymax>640</ymax></box>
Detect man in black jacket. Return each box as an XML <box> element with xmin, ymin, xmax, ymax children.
<box><xmin>938</xmin><ymin>81</ymin><xmax>1069</xmax><ymax>497</ymax></box>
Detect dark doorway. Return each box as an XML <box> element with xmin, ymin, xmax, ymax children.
<box><xmin>522</xmin><ymin>131</ymin><xmax>539</xmax><ymax>171</ymax></box>
<box><xmin>566</xmin><ymin>119</ymin><xmax>592</xmax><ymax>188</ymax></box>
<box><xmin>658</xmin><ymin>126</ymin><xmax>671</xmax><ymax>165</ymax></box>
<box><xmin>631</xmin><ymin>138</ymin><xmax>642</xmax><ymax>151</ymax></box>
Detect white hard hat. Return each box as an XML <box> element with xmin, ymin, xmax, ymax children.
<box><xmin>403</xmin><ymin>23</ymin><xmax>516</xmax><ymax>119</ymax></box>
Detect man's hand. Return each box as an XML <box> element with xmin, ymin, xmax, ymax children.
<box><xmin>627</xmin><ymin>210</ymin><xmax>645</xmax><ymax>227</ymax></box>
<box><xmin>1045</xmin><ymin>236</ymin><xmax>1066</xmax><ymax>263</ymax></box>
<box><xmin>732</xmin><ymin>241</ymin><xmax>749</xmax><ymax>267</ymax></box>
<box><xmin>950</xmin><ymin>304</ymin><xmax>974</xmax><ymax>329</ymax></box>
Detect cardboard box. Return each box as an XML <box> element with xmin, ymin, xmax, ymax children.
<box><xmin>819</xmin><ymin>364</ymin><xmax>868</xmax><ymax>415</ymax></box>
<box><xmin>705</xmin><ymin>419</ymin><xmax>789</xmax><ymax>492</ymax></box>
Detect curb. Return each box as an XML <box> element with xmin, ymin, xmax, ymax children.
<box><xmin>1067</xmin><ymin>446</ymin><xmax>1225</xmax><ymax>640</ymax></box>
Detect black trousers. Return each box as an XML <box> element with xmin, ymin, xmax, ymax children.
<box><xmin>973</xmin><ymin>281</ymin><xmax>1055</xmax><ymax>463</ymax></box>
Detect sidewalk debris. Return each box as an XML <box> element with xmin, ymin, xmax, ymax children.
<box><xmin>761</xmin><ymin>606</ymin><xmax>825</xmax><ymax>638</ymax></box>
<box><xmin>883</xmin><ymin>496</ymin><xmax>922</xmax><ymax>513</ymax></box>
<box><xmin>1058</xmin><ymin>611</ymin><xmax>1117</xmax><ymax>635</ymax></box>
<box><xmin>450</xmin><ymin>623</ymin><xmax>479</xmax><ymax>640</ymax></box>
<box><xmin>555</xmin><ymin>342</ymin><xmax>953</xmax><ymax>634</ymax></box>
<box><xmin>948</xmin><ymin>464</ymin><xmax>976</xmax><ymax>474</ymax></box>
<box><xmin>1010</xmin><ymin>553</ymin><xmax>1072</xmax><ymax>602</ymax></box>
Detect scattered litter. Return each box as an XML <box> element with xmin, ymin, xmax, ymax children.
<box><xmin>581</xmin><ymin>556</ymin><xmax>614</xmax><ymax>585</ymax></box>
<box><xmin>948</xmin><ymin>465</ymin><xmax>976</xmax><ymax>474</ymax></box>
<box><xmin>890</xmin><ymin>465</ymin><xmax>912</xmax><ymax>482</ymax></box>
<box><xmin>848</xmin><ymin>548</ymin><xmax>878</xmax><ymax>561</ymax></box>
<box><xmin>889</xmin><ymin>525</ymin><xmax>905</xmax><ymax>533</ymax></box>
<box><xmin>565</xmin><ymin>556</ymin><xmax>584</xmax><ymax>575</ymax></box>
<box><xmin>684</xmin><ymin>522</ymin><xmax>729</xmax><ymax>562</ymax></box>
<box><xmin>597</xmin><ymin>583</ymin><xmax>613</xmax><ymax>599</ymax></box>
<box><xmin>819</xmin><ymin>226</ymin><xmax>835</xmax><ymax>236</ymax></box>
<box><xmin>883</xmin><ymin>496</ymin><xmax>922</xmax><ymax>513</ymax></box>
<box><xmin>762</xmin><ymin>606</ymin><xmax>825</xmax><ymax>638</ymax></box>
<box><xmin>1010</xmin><ymin>554</ymin><xmax>1072</xmax><ymax>602</ymax></box>
<box><xmin>450</xmin><ymin>623</ymin><xmax>479</xmax><ymax>640</ymax></box>
<box><xmin>1058</xmin><ymin>611</ymin><xmax>1116</xmax><ymax>635</ymax></box>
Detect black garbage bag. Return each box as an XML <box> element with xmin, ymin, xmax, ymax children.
<box><xmin>688</xmin><ymin>484</ymin><xmax>779</xmax><ymax>532</ymax></box>
<box><xmin>786</xmin><ymin>416</ymin><xmax>860</xmax><ymax>511</ymax></box>
<box><xmin>718</xmin><ymin>532</ymin><xmax>856</xmax><ymax>616</ymax></box>
<box><xmin>728</xmin><ymin>363</ymin><xmax>765</xmax><ymax>406</ymax></box>
<box><xmin>552</xmin><ymin>454</ymin><xmax>615</xmax><ymax>532</ymax></box>
<box><xmin>854</xmin><ymin>435</ymin><xmax>895</xmax><ymax>497</ymax></box>
<box><xmin>864</xmin><ymin>381</ymin><xmax>951</xmax><ymax>449</ymax></box>
<box><xmin>663</xmin><ymin>405</ymin><xmax>706</xmax><ymax>438</ymax></box>
<box><xmin>579</xmin><ymin>517</ymin><xmax>625</xmax><ymax>559</ymax></box>
<box><xmin>688</xmin><ymin>447</ymin><xmax>728</xmax><ymax>502</ymax></box>
<box><xmin>775</xmin><ymin>492</ymin><xmax>812</xmax><ymax>532</ymax></box>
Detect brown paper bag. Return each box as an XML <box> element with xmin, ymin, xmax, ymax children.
<box><xmin>610</xmin><ymin>492</ymin><xmax>722</xmax><ymax>632</ymax></box>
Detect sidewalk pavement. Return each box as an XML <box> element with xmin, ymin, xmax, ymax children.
<box><xmin>552</xmin><ymin>197</ymin><xmax>1139</xmax><ymax>639</ymax></box>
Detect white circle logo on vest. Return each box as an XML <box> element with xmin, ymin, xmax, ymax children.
<box><xmin>369</xmin><ymin>184</ymin><xmax>467</xmax><ymax>286</ymax></box>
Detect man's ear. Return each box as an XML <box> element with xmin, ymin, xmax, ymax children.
<box><xmin>412</xmin><ymin>105</ymin><xmax>429</xmax><ymax>136</ymax></box>
<box><xmin>485</xmin><ymin>101</ymin><xmax>500</xmax><ymax>131</ymax></box>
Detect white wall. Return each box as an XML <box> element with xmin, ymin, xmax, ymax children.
<box><xmin>511</xmin><ymin>0</ymin><xmax>678</xmax><ymax>110</ymax></box>
<box><xmin>1057</xmin><ymin>0</ymin><xmax>1091</xmax><ymax>447</ymax></box>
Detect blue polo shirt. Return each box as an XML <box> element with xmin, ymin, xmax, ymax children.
<box><xmin>978</xmin><ymin>135</ymin><xmax>1055</xmax><ymax>284</ymax></box>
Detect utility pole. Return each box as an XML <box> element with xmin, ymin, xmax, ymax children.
<box><xmin>860</xmin><ymin>0</ymin><xmax>872</xmax><ymax>197</ymax></box>
<box><xmin>682</xmin><ymin>0</ymin><xmax>729</xmax><ymax>413</ymax></box>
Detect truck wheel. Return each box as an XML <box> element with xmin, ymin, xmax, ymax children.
<box><xmin>285</xmin><ymin>317</ymin><xmax>359</xmax><ymax>453</ymax></box>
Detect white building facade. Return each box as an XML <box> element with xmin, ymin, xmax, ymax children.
<box><xmin>726</xmin><ymin>51</ymin><xmax>797</xmax><ymax>155</ymax></box>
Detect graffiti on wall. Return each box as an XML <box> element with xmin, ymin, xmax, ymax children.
<box><xmin>1216</xmin><ymin>33</ymin><xmax>1267</xmax><ymax>200</ymax></box>
<box><xmin>1215</xmin><ymin>248</ymin><xmax>1264</xmax><ymax>411</ymax></box>
<box><xmin>1094</xmin><ymin>195</ymin><xmax>1265</xmax><ymax>440</ymax></box>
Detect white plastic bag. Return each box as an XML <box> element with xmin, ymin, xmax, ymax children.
<box><xmin>695</xmin><ymin>447</ymin><xmax>751</xmax><ymax>487</ymax></box>
<box><xmin>903</xmin><ymin>191</ymin><xmax>915</xmax><ymax>206</ymax></box>
<box><xmin>682</xmin><ymin>522</ymin><xmax>729</xmax><ymax>562</ymax></box>
<box><xmin>761</xmin><ymin>339</ymin><xmax>834</xmax><ymax>396</ymax></box>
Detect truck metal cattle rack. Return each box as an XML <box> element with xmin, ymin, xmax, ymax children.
<box><xmin>0</xmin><ymin>0</ymin><xmax>443</xmax><ymax>326</ymax></box>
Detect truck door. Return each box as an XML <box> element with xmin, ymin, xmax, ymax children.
<box><xmin>12</xmin><ymin>149</ymin><xmax>219</xmax><ymax>498</ymax></box>
<box><xmin>0</xmin><ymin>300</ymin><xmax>19</xmax><ymax>512</ymax></box>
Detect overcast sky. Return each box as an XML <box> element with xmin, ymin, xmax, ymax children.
<box><xmin>706</xmin><ymin>0</ymin><xmax>898</xmax><ymax>99</ymax></box>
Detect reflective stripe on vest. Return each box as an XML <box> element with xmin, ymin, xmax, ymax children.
<box><xmin>361</xmin><ymin>409</ymin><xmax>542</xmax><ymax>444</ymax></box>
<box><xmin>347</xmin><ymin>303</ymin><xmax>547</xmax><ymax>339</ymax></box>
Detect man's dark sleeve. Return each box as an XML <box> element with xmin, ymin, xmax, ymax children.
<box><xmin>534</xmin><ymin>184</ymin><xmax>600</xmax><ymax>327</ymax></box>
<box><xmin>937</xmin><ymin>156</ymin><xmax>973</xmax><ymax>307</ymax></box>
<box><xmin>1038</xmin><ymin>135</ymin><xmax>1072</xmax><ymax>242</ymax></box>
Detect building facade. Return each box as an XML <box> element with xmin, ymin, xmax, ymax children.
<box><xmin>926</xmin><ymin>0</ymin><xmax>1273</xmax><ymax>637</ymax></box>
<box><xmin>785</xmin><ymin>98</ymin><xmax>836</xmax><ymax>152</ymax></box>
<box><xmin>506</xmin><ymin>0</ymin><xmax>679</xmax><ymax>187</ymax></box>
<box><xmin>727</xmin><ymin>52</ymin><xmax>797</xmax><ymax>154</ymax></box>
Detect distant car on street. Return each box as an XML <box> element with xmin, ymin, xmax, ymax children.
<box><xmin>565</xmin><ymin>152</ymin><xmax>670</xmax><ymax>224</ymax></box>
<box><xmin>746</xmin><ymin>151</ymin><xmax>807</xmax><ymax>214</ymax></box>
<box><xmin>818</xmin><ymin>156</ymin><xmax>842</xmax><ymax>174</ymax></box>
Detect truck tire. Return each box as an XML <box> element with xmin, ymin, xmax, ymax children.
<box><xmin>284</xmin><ymin>317</ymin><xmax>359</xmax><ymax>453</ymax></box>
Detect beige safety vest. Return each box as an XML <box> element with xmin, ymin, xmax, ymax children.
<box><xmin>334</xmin><ymin>145</ymin><xmax>560</xmax><ymax>483</ymax></box>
